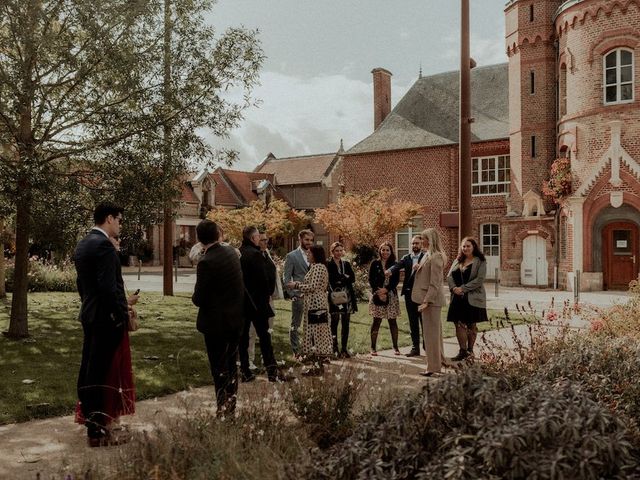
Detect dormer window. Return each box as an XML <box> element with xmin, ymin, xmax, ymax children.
<box><xmin>604</xmin><ymin>48</ymin><xmax>634</xmax><ymax>105</ymax></box>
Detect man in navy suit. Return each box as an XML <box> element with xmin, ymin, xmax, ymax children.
<box><xmin>74</xmin><ymin>202</ymin><xmax>132</xmax><ymax>446</ymax></box>
<box><xmin>192</xmin><ymin>219</ymin><xmax>245</xmax><ymax>413</ymax></box>
<box><xmin>387</xmin><ymin>235</ymin><xmax>424</xmax><ymax>356</ymax></box>
<box><xmin>283</xmin><ymin>229</ymin><xmax>314</xmax><ymax>356</ymax></box>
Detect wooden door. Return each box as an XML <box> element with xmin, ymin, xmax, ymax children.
<box><xmin>603</xmin><ymin>222</ymin><xmax>638</xmax><ymax>290</ymax></box>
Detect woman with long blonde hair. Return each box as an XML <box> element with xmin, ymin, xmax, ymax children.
<box><xmin>411</xmin><ymin>228</ymin><xmax>447</xmax><ymax>376</ymax></box>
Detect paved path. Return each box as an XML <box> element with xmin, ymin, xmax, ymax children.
<box><xmin>0</xmin><ymin>274</ymin><xmax>624</xmax><ymax>479</ymax></box>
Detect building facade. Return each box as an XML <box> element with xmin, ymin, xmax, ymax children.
<box><xmin>344</xmin><ymin>0</ymin><xmax>640</xmax><ymax>290</ymax></box>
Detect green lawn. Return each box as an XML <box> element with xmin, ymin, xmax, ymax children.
<box><xmin>0</xmin><ymin>292</ymin><xmax>507</xmax><ymax>424</ymax></box>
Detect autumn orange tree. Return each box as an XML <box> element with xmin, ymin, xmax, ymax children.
<box><xmin>315</xmin><ymin>189</ymin><xmax>421</xmax><ymax>263</ymax></box>
<box><xmin>207</xmin><ymin>199</ymin><xmax>309</xmax><ymax>245</ymax></box>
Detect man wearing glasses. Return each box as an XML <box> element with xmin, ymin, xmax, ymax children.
<box><xmin>74</xmin><ymin>202</ymin><xmax>134</xmax><ymax>447</ymax></box>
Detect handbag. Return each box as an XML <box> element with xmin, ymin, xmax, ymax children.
<box><xmin>330</xmin><ymin>289</ymin><xmax>349</xmax><ymax>305</ymax></box>
<box><xmin>308</xmin><ymin>309</ymin><xmax>328</xmax><ymax>325</ymax></box>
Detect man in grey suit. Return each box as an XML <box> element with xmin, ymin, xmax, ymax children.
<box><xmin>283</xmin><ymin>229</ymin><xmax>314</xmax><ymax>356</ymax></box>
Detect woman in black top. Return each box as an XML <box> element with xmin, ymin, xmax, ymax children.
<box><xmin>327</xmin><ymin>242</ymin><xmax>358</xmax><ymax>358</ymax></box>
<box><xmin>368</xmin><ymin>242</ymin><xmax>401</xmax><ymax>355</ymax></box>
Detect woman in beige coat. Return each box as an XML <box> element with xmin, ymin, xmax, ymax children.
<box><xmin>411</xmin><ymin>228</ymin><xmax>447</xmax><ymax>376</ymax></box>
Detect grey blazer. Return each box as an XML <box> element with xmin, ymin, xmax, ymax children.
<box><xmin>283</xmin><ymin>247</ymin><xmax>309</xmax><ymax>298</ymax></box>
<box><xmin>447</xmin><ymin>257</ymin><xmax>487</xmax><ymax>309</ymax></box>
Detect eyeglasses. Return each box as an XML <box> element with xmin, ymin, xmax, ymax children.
<box><xmin>113</xmin><ymin>216</ymin><xmax>123</xmax><ymax>224</ymax></box>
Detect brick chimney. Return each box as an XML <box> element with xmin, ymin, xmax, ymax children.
<box><xmin>372</xmin><ymin>67</ymin><xmax>392</xmax><ymax>130</ymax></box>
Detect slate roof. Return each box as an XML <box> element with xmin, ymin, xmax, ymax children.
<box><xmin>254</xmin><ymin>153</ymin><xmax>339</xmax><ymax>185</ymax></box>
<box><xmin>347</xmin><ymin>63</ymin><xmax>509</xmax><ymax>155</ymax></box>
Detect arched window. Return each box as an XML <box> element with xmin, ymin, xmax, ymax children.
<box><xmin>604</xmin><ymin>48</ymin><xmax>634</xmax><ymax>105</ymax></box>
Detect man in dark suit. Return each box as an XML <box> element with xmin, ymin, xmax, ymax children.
<box><xmin>192</xmin><ymin>220</ymin><xmax>245</xmax><ymax>415</ymax></box>
<box><xmin>74</xmin><ymin>202</ymin><xmax>132</xmax><ymax>447</ymax></box>
<box><xmin>238</xmin><ymin>225</ymin><xmax>285</xmax><ymax>382</ymax></box>
<box><xmin>387</xmin><ymin>235</ymin><xmax>424</xmax><ymax>357</ymax></box>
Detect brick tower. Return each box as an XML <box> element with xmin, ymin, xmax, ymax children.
<box><xmin>505</xmin><ymin>0</ymin><xmax>562</xmax><ymax>212</ymax></box>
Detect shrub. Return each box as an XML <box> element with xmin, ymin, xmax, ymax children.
<box><xmin>5</xmin><ymin>257</ymin><xmax>77</xmax><ymax>292</ymax></box>
<box><xmin>287</xmin><ymin>367</ymin><xmax>363</xmax><ymax>449</ymax></box>
<box><xmin>301</xmin><ymin>367</ymin><xmax>640</xmax><ymax>479</ymax></box>
<box><xmin>66</xmin><ymin>399</ymin><xmax>310</xmax><ymax>480</ymax></box>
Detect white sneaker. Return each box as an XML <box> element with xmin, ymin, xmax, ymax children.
<box><xmin>249</xmin><ymin>362</ymin><xmax>258</xmax><ymax>371</ymax></box>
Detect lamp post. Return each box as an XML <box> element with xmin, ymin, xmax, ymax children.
<box><xmin>459</xmin><ymin>0</ymin><xmax>473</xmax><ymax>243</ymax></box>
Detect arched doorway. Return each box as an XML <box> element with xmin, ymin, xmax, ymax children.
<box><xmin>602</xmin><ymin>221</ymin><xmax>639</xmax><ymax>290</ymax></box>
<box><xmin>520</xmin><ymin>235</ymin><xmax>548</xmax><ymax>286</ymax></box>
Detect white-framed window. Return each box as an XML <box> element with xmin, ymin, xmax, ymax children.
<box><xmin>481</xmin><ymin>223</ymin><xmax>500</xmax><ymax>257</ymax></box>
<box><xmin>604</xmin><ymin>48</ymin><xmax>634</xmax><ymax>105</ymax></box>
<box><xmin>395</xmin><ymin>216</ymin><xmax>423</xmax><ymax>259</ymax></box>
<box><xmin>472</xmin><ymin>155</ymin><xmax>510</xmax><ymax>195</ymax></box>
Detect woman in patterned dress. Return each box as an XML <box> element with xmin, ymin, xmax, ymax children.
<box><xmin>368</xmin><ymin>242</ymin><xmax>401</xmax><ymax>355</ymax></box>
<box><xmin>288</xmin><ymin>245</ymin><xmax>333</xmax><ymax>375</ymax></box>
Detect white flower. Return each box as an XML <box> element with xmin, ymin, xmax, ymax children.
<box><xmin>258</xmin><ymin>430</ymin><xmax>264</xmax><ymax>436</ymax></box>
<box><xmin>357</xmin><ymin>372</ymin><xmax>366</xmax><ymax>380</ymax></box>
<box><xmin>335</xmin><ymin>374</ymin><xmax>341</xmax><ymax>380</ymax></box>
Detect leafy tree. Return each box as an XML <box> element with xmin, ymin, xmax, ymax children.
<box><xmin>207</xmin><ymin>199</ymin><xmax>309</xmax><ymax>246</ymax></box>
<box><xmin>0</xmin><ymin>0</ymin><xmax>263</xmax><ymax>337</ymax></box>
<box><xmin>315</xmin><ymin>189</ymin><xmax>422</xmax><ymax>264</ymax></box>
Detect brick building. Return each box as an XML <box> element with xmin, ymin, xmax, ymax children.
<box><xmin>149</xmin><ymin>168</ymin><xmax>277</xmax><ymax>265</ymax></box>
<box><xmin>254</xmin><ymin>148</ymin><xmax>344</xmax><ymax>248</ymax></box>
<box><xmin>344</xmin><ymin>0</ymin><xmax>640</xmax><ymax>290</ymax></box>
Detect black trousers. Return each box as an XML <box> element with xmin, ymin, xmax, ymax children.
<box><xmin>203</xmin><ymin>333</ymin><xmax>239</xmax><ymax>413</ymax></box>
<box><xmin>404</xmin><ymin>295</ymin><xmax>422</xmax><ymax>351</ymax></box>
<box><xmin>239</xmin><ymin>313</ymin><xmax>278</xmax><ymax>377</ymax></box>
<box><xmin>330</xmin><ymin>312</ymin><xmax>350</xmax><ymax>352</ymax></box>
<box><xmin>77</xmin><ymin>321</ymin><xmax>124</xmax><ymax>438</ymax></box>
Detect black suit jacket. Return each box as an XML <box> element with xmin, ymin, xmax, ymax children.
<box><xmin>192</xmin><ymin>243</ymin><xmax>245</xmax><ymax>337</ymax></box>
<box><xmin>73</xmin><ymin>229</ymin><xmax>128</xmax><ymax>327</ymax></box>
<box><xmin>392</xmin><ymin>252</ymin><xmax>424</xmax><ymax>296</ymax></box>
<box><xmin>239</xmin><ymin>242</ymin><xmax>275</xmax><ymax>318</ymax></box>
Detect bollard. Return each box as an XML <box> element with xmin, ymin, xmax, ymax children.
<box><xmin>174</xmin><ymin>260</ymin><xmax>178</xmax><ymax>283</ymax></box>
<box><xmin>138</xmin><ymin>259</ymin><xmax>142</xmax><ymax>281</ymax></box>
<box><xmin>573</xmin><ymin>270</ymin><xmax>581</xmax><ymax>305</ymax></box>
<box><xmin>494</xmin><ymin>267</ymin><xmax>499</xmax><ymax>297</ymax></box>
<box><xmin>576</xmin><ymin>270</ymin><xmax>581</xmax><ymax>304</ymax></box>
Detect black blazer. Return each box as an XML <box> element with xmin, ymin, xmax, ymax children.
<box><xmin>73</xmin><ymin>229</ymin><xmax>128</xmax><ymax>327</ymax></box>
<box><xmin>368</xmin><ymin>259</ymin><xmax>400</xmax><ymax>294</ymax></box>
<box><xmin>239</xmin><ymin>242</ymin><xmax>275</xmax><ymax>318</ymax></box>
<box><xmin>192</xmin><ymin>243</ymin><xmax>245</xmax><ymax>337</ymax></box>
<box><xmin>391</xmin><ymin>252</ymin><xmax>424</xmax><ymax>296</ymax></box>
<box><xmin>327</xmin><ymin>259</ymin><xmax>358</xmax><ymax>313</ymax></box>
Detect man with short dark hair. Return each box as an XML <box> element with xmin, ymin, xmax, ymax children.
<box><xmin>283</xmin><ymin>229</ymin><xmax>314</xmax><ymax>356</ymax></box>
<box><xmin>192</xmin><ymin>219</ymin><xmax>245</xmax><ymax>414</ymax></box>
<box><xmin>238</xmin><ymin>225</ymin><xmax>284</xmax><ymax>382</ymax></box>
<box><xmin>75</xmin><ymin>202</ymin><xmax>134</xmax><ymax>447</ymax></box>
<box><xmin>387</xmin><ymin>235</ymin><xmax>424</xmax><ymax>356</ymax></box>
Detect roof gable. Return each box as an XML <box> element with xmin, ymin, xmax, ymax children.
<box><xmin>254</xmin><ymin>153</ymin><xmax>339</xmax><ymax>185</ymax></box>
<box><xmin>347</xmin><ymin>63</ymin><xmax>509</xmax><ymax>155</ymax></box>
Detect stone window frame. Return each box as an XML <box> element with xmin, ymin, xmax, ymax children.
<box><xmin>603</xmin><ymin>47</ymin><xmax>635</xmax><ymax>105</ymax></box>
<box><xmin>395</xmin><ymin>216</ymin><xmax>424</xmax><ymax>260</ymax></box>
<box><xmin>481</xmin><ymin>223</ymin><xmax>500</xmax><ymax>258</ymax></box>
<box><xmin>472</xmin><ymin>155</ymin><xmax>511</xmax><ymax>196</ymax></box>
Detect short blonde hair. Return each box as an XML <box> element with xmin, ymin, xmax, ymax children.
<box><xmin>421</xmin><ymin>228</ymin><xmax>447</xmax><ymax>263</ymax></box>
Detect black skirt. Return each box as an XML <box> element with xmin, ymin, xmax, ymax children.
<box><xmin>446</xmin><ymin>265</ymin><xmax>488</xmax><ymax>325</ymax></box>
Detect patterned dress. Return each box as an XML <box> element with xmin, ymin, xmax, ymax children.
<box><xmin>299</xmin><ymin>263</ymin><xmax>333</xmax><ymax>357</ymax></box>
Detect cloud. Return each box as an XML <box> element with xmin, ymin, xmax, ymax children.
<box><xmin>207</xmin><ymin>71</ymin><xmax>410</xmax><ymax>171</ymax></box>
<box><xmin>438</xmin><ymin>32</ymin><xmax>506</xmax><ymax>70</ymax></box>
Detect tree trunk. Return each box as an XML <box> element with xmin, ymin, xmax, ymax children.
<box><xmin>162</xmin><ymin>0</ymin><xmax>174</xmax><ymax>296</ymax></box>
<box><xmin>6</xmin><ymin>195</ymin><xmax>30</xmax><ymax>338</ymax></box>
<box><xmin>0</xmin><ymin>218</ymin><xmax>5</xmax><ymax>299</ymax></box>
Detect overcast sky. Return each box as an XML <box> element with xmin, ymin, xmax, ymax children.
<box><xmin>205</xmin><ymin>0</ymin><xmax>507</xmax><ymax>170</ymax></box>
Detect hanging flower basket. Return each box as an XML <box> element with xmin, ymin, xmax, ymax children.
<box><xmin>542</xmin><ymin>157</ymin><xmax>573</xmax><ymax>204</ymax></box>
